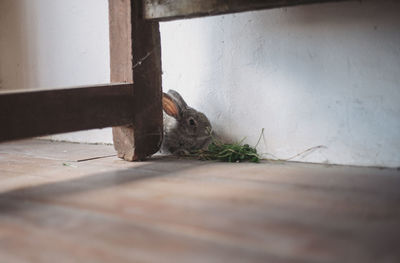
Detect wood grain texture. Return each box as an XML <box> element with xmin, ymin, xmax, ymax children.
<box><xmin>144</xmin><ymin>0</ymin><xmax>352</xmax><ymax>21</ymax></box>
<box><xmin>0</xmin><ymin>84</ymin><xmax>134</xmax><ymax>142</ymax></box>
<box><xmin>109</xmin><ymin>0</ymin><xmax>133</xmax><ymax>84</ymax></box>
<box><xmin>0</xmin><ymin>140</ymin><xmax>400</xmax><ymax>263</ymax></box>
<box><xmin>109</xmin><ymin>0</ymin><xmax>163</xmax><ymax>161</ymax></box>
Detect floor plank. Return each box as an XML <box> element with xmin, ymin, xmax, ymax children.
<box><xmin>0</xmin><ymin>140</ymin><xmax>399</xmax><ymax>263</ymax></box>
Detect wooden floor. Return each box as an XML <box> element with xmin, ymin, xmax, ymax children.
<box><xmin>0</xmin><ymin>140</ymin><xmax>399</xmax><ymax>263</ymax></box>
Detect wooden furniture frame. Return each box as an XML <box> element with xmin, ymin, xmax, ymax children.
<box><xmin>0</xmin><ymin>0</ymin><xmax>351</xmax><ymax>161</ymax></box>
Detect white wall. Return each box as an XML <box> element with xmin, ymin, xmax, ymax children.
<box><xmin>1</xmin><ymin>0</ymin><xmax>399</xmax><ymax>167</ymax></box>
<box><xmin>0</xmin><ymin>0</ymin><xmax>113</xmax><ymax>143</ymax></box>
<box><xmin>160</xmin><ymin>0</ymin><xmax>400</xmax><ymax>167</ymax></box>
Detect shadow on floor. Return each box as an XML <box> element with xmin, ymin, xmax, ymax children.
<box><xmin>0</xmin><ymin>157</ymin><xmax>208</xmax><ymax>211</ymax></box>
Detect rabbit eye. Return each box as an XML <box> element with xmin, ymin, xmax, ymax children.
<box><xmin>188</xmin><ymin>118</ymin><xmax>196</xmax><ymax>126</ymax></box>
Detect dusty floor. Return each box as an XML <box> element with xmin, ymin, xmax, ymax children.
<box><xmin>0</xmin><ymin>139</ymin><xmax>399</xmax><ymax>263</ymax></box>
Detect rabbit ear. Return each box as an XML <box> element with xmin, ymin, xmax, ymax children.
<box><xmin>162</xmin><ymin>92</ymin><xmax>181</xmax><ymax>119</ymax></box>
<box><xmin>167</xmin><ymin>90</ymin><xmax>188</xmax><ymax>109</ymax></box>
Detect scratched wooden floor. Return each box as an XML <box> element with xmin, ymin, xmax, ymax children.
<box><xmin>0</xmin><ymin>139</ymin><xmax>399</xmax><ymax>263</ymax></box>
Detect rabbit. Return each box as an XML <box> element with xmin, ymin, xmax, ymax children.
<box><xmin>161</xmin><ymin>89</ymin><xmax>212</xmax><ymax>155</ymax></box>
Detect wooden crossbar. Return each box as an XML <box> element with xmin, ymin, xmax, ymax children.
<box><xmin>143</xmin><ymin>0</ymin><xmax>352</xmax><ymax>21</ymax></box>
<box><xmin>0</xmin><ymin>83</ymin><xmax>134</xmax><ymax>142</ymax></box>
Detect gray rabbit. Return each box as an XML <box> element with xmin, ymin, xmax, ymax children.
<box><xmin>161</xmin><ymin>90</ymin><xmax>212</xmax><ymax>155</ymax></box>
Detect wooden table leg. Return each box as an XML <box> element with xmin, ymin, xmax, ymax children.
<box><xmin>109</xmin><ymin>0</ymin><xmax>163</xmax><ymax>161</ymax></box>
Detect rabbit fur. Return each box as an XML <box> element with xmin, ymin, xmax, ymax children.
<box><xmin>161</xmin><ymin>90</ymin><xmax>212</xmax><ymax>155</ymax></box>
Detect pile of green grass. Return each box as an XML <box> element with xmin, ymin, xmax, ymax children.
<box><xmin>196</xmin><ymin>142</ymin><xmax>260</xmax><ymax>163</ymax></box>
<box><xmin>192</xmin><ymin>128</ymin><xmax>324</xmax><ymax>163</ymax></box>
<box><xmin>194</xmin><ymin>129</ymin><xmax>263</xmax><ymax>163</ymax></box>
